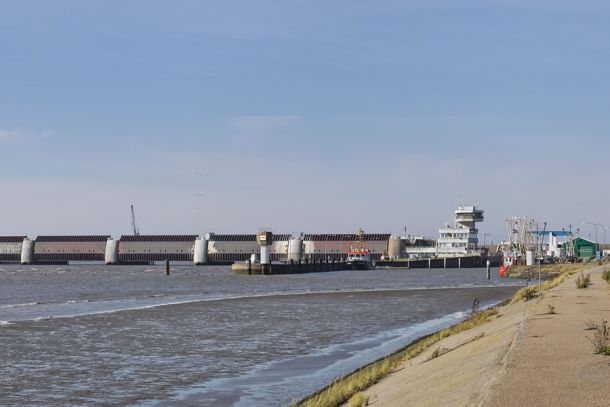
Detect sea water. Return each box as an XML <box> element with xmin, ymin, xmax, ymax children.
<box><xmin>0</xmin><ymin>265</ymin><xmax>523</xmax><ymax>406</ymax></box>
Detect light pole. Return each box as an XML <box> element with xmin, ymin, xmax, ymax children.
<box><xmin>593</xmin><ymin>223</ymin><xmax>607</xmax><ymax>245</ymax></box>
<box><xmin>483</xmin><ymin>233</ymin><xmax>492</xmax><ymax>248</ymax></box>
<box><xmin>582</xmin><ymin>222</ymin><xmax>599</xmax><ymax>245</ymax></box>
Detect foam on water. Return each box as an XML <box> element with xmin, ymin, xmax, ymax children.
<box><xmin>0</xmin><ymin>287</ymin><xmax>518</xmax><ymax>323</ymax></box>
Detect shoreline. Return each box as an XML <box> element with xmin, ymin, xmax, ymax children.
<box><xmin>295</xmin><ymin>263</ymin><xmax>600</xmax><ymax>407</ymax></box>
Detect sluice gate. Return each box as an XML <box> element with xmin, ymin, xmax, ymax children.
<box><xmin>118</xmin><ymin>235</ymin><xmax>198</xmax><ymax>263</ymax></box>
<box><xmin>34</xmin><ymin>235</ymin><xmax>110</xmax><ymax>262</ymax></box>
<box><xmin>0</xmin><ymin>236</ymin><xmax>27</xmax><ymax>262</ymax></box>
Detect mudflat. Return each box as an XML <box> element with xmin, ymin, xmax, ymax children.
<box><xmin>360</xmin><ymin>267</ymin><xmax>610</xmax><ymax>407</ymax></box>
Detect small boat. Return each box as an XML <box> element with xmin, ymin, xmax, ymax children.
<box><xmin>346</xmin><ymin>229</ymin><xmax>376</xmax><ymax>270</ymax></box>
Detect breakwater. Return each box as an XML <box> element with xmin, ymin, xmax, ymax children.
<box><xmin>232</xmin><ymin>259</ymin><xmax>349</xmax><ymax>274</ymax></box>
<box><xmin>378</xmin><ymin>255</ymin><xmax>502</xmax><ymax>269</ymax></box>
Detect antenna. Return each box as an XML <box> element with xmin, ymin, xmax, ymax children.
<box><xmin>130</xmin><ymin>204</ymin><xmax>140</xmax><ymax>236</ymax></box>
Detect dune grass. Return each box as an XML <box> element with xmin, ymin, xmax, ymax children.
<box><xmin>296</xmin><ymin>262</ymin><xmax>595</xmax><ymax>407</ymax></box>
<box><xmin>347</xmin><ymin>392</ymin><xmax>369</xmax><ymax>407</ymax></box>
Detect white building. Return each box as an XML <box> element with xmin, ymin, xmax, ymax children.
<box><xmin>437</xmin><ymin>206</ymin><xmax>484</xmax><ymax>257</ymax></box>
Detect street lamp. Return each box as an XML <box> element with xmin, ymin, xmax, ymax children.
<box><xmin>594</xmin><ymin>223</ymin><xmax>607</xmax><ymax>245</ymax></box>
<box><xmin>582</xmin><ymin>222</ymin><xmax>599</xmax><ymax>244</ymax></box>
<box><xmin>483</xmin><ymin>233</ymin><xmax>492</xmax><ymax>248</ymax></box>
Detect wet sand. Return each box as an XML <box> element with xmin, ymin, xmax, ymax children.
<box><xmin>359</xmin><ymin>266</ymin><xmax>610</xmax><ymax>407</ymax></box>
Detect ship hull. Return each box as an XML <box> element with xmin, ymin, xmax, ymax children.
<box><xmin>347</xmin><ymin>260</ymin><xmax>375</xmax><ymax>270</ymax></box>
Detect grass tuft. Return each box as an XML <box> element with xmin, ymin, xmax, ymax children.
<box><xmin>347</xmin><ymin>392</ymin><xmax>369</xmax><ymax>407</ymax></box>
<box><xmin>547</xmin><ymin>304</ymin><xmax>556</xmax><ymax>314</ymax></box>
<box><xmin>575</xmin><ymin>271</ymin><xmax>590</xmax><ymax>289</ymax></box>
<box><xmin>588</xmin><ymin>319</ymin><xmax>610</xmax><ymax>355</ymax></box>
<box><xmin>602</xmin><ymin>268</ymin><xmax>610</xmax><ymax>284</ymax></box>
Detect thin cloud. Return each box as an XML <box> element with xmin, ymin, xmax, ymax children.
<box><xmin>229</xmin><ymin>115</ymin><xmax>298</xmax><ymax>141</ymax></box>
<box><xmin>0</xmin><ymin>128</ymin><xmax>55</xmax><ymax>141</ymax></box>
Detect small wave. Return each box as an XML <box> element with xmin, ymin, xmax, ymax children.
<box><xmin>158</xmin><ymin>306</ymin><xmax>481</xmax><ymax>406</ymax></box>
<box><xmin>1</xmin><ymin>287</ymin><xmax>516</xmax><ymax>323</ymax></box>
<box><xmin>0</xmin><ymin>302</ymin><xmax>41</xmax><ymax>309</ymax></box>
<box><xmin>0</xmin><ymin>321</ymin><xmax>11</xmax><ymax>326</ymax></box>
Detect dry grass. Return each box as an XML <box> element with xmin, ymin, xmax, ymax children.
<box><xmin>588</xmin><ymin>319</ymin><xmax>610</xmax><ymax>355</ymax></box>
<box><xmin>575</xmin><ymin>271</ymin><xmax>591</xmax><ymax>289</ymax></box>
<box><xmin>509</xmin><ymin>263</ymin><xmax>592</xmax><ymax>304</ymax></box>
<box><xmin>602</xmin><ymin>268</ymin><xmax>610</xmax><ymax>284</ymax></box>
<box><xmin>347</xmin><ymin>392</ymin><xmax>369</xmax><ymax>407</ymax></box>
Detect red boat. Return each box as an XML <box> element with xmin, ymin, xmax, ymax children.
<box><xmin>346</xmin><ymin>229</ymin><xmax>376</xmax><ymax>270</ymax></box>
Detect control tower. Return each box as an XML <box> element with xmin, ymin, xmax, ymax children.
<box><xmin>437</xmin><ymin>205</ymin><xmax>484</xmax><ymax>256</ymax></box>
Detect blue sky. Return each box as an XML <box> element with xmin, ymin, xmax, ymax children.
<box><xmin>1</xmin><ymin>1</ymin><xmax>609</xmax><ymax>241</ymax></box>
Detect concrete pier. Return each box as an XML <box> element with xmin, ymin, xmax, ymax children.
<box><xmin>232</xmin><ymin>260</ymin><xmax>348</xmax><ymax>275</ymax></box>
<box><xmin>376</xmin><ymin>255</ymin><xmax>501</xmax><ymax>269</ymax></box>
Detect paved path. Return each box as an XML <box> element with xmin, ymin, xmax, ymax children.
<box><xmin>360</xmin><ymin>267</ymin><xmax>610</xmax><ymax>407</ymax></box>
<box><xmin>486</xmin><ymin>268</ymin><xmax>610</xmax><ymax>407</ymax></box>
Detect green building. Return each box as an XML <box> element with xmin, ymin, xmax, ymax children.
<box><xmin>564</xmin><ymin>237</ymin><xmax>597</xmax><ymax>258</ymax></box>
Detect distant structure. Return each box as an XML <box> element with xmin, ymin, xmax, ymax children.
<box><xmin>436</xmin><ymin>205</ymin><xmax>484</xmax><ymax>257</ymax></box>
<box><xmin>130</xmin><ymin>204</ymin><xmax>140</xmax><ymax>236</ymax></box>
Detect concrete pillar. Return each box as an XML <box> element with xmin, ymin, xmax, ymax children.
<box><xmin>260</xmin><ymin>245</ymin><xmax>270</xmax><ymax>265</ymax></box>
<box><xmin>193</xmin><ymin>235</ymin><xmax>209</xmax><ymax>265</ymax></box>
<box><xmin>21</xmin><ymin>238</ymin><xmax>34</xmax><ymax>265</ymax></box>
<box><xmin>104</xmin><ymin>238</ymin><xmax>119</xmax><ymax>265</ymax></box>
<box><xmin>287</xmin><ymin>237</ymin><xmax>303</xmax><ymax>262</ymax></box>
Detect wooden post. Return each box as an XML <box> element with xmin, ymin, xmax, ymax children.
<box><xmin>165</xmin><ymin>259</ymin><xmax>170</xmax><ymax>275</ymax></box>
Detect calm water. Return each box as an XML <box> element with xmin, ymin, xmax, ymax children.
<box><xmin>0</xmin><ymin>265</ymin><xmax>523</xmax><ymax>406</ymax></box>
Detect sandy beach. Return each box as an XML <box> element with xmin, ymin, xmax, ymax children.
<box><xmin>357</xmin><ymin>266</ymin><xmax>610</xmax><ymax>407</ymax></box>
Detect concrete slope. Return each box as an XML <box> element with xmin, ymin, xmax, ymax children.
<box><xmin>360</xmin><ymin>267</ymin><xmax>610</xmax><ymax>407</ymax></box>
<box><xmin>486</xmin><ymin>268</ymin><xmax>610</xmax><ymax>407</ymax></box>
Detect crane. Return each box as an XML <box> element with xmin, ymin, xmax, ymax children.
<box><xmin>130</xmin><ymin>204</ymin><xmax>140</xmax><ymax>236</ymax></box>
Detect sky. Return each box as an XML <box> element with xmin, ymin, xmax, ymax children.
<box><xmin>1</xmin><ymin>0</ymin><xmax>609</xmax><ymax>242</ymax></box>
